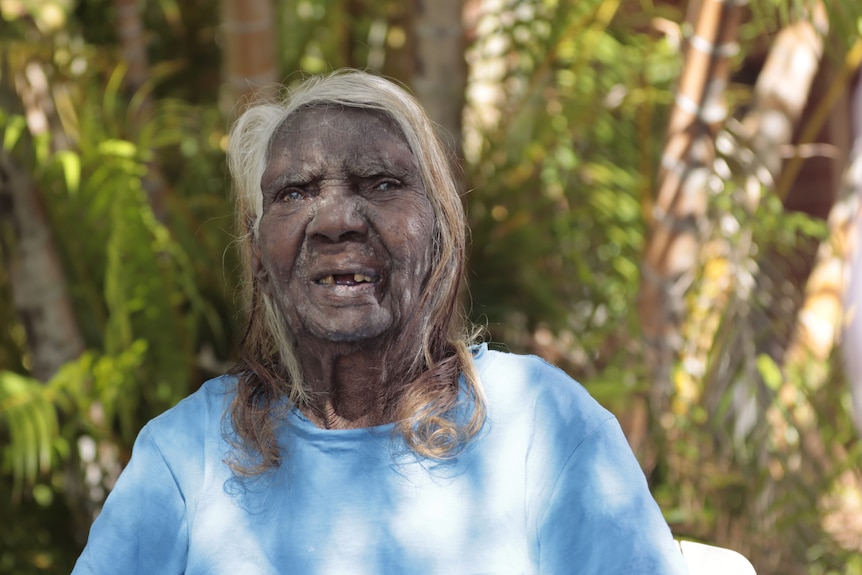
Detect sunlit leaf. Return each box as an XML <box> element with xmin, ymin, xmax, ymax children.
<box><xmin>2</xmin><ymin>114</ymin><xmax>28</xmax><ymax>151</ymax></box>
<box><xmin>0</xmin><ymin>371</ymin><xmax>59</xmax><ymax>495</ymax></box>
<box><xmin>54</xmin><ymin>150</ymin><xmax>81</xmax><ymax>195</ymax></box>
<box><xmin>756</xmin><ymin>353</ymin><xmax>784</xmax><ymax>391</ymax></box>
<box><xmin>98</xmin><ymin>139</ymin><xmax>138</xmax><ymax>159</ymax></box>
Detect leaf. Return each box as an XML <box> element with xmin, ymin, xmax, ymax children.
<box><xmin>54</xmin><ymin>150</ymin><xmax>81</xmax><ymax>196</ymax></box>
<box><xmin>98</xmin><ymin>139</ymin><xmax>138</xmax><ymax>159</ymax></box>
<box><xmin>103</xmin><ymin>62</ymin><xmax>128</xmax><ymax>132</ymax></box>
<box><xmin>757</xmin><ymin>354</ymin><xmax>784</xmax><ymax>392</ymax></box>
<box><xmin>0</xmin><ymin>371</ymin><xmax>59</xmax><ymax>497</ymax></box>
<box><xmin>1</xmin><ymin>114</ymin><xmax>28</xmax><ymax>151</ymax></box>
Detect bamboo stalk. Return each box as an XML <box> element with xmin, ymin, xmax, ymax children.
<box><xmin>638</xmin><ymin>0</ymin><xmax>744</xmax><ymax>408</ymax></box>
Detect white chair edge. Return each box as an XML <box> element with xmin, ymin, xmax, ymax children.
<box><xmin>677</xmin><ymin>539</ymin><xmax>757</xmax><ymax>575</ymax></box>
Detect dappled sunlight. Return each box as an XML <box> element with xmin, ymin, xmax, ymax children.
<box><xmin>588</xmin><ymin>457</ymin><xmax>639</xmax><ymax>515</ymax></box>
<box><xmin>821</xmin><ymin>470</ymin><xmax>862</xmax><ymax>555</ymax></box>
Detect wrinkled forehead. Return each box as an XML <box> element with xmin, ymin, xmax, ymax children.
<box><xmin>271</xmin><ymin>105</ymin><xmax>408</xmax><ymax>150</ymax></box>
<box><xmin>261</xmin><ymin>105</ymin><xmax>427</xmax><ymax>200</ymax></box>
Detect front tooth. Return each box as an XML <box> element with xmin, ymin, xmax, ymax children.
<box><xmin>320</xmin><ymin>275</ymin><xmax>335</xmax><ymax>285</ymax></box>
<box><xmin>354</xmin><ymin>273</ymin><xmax>372</xmax><ymax>283</ymax></box>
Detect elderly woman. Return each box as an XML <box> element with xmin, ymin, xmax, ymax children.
<box><xmin>73</xmin><ymin>70</ymin><xmax>687</xmax><ymax>574</ymax></box>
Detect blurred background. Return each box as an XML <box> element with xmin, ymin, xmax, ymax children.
<box><xmin>1</xmin><ymin>0</ymin><xmax>861</xmax><ymax>573</ymax></box>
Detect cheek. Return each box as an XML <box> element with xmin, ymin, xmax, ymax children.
<box><xmin>257</xmin><ymin>219</ymin><xmax>303</xmax><ymax>280</ymax></box>
<box><xmin>400</xmin><ymin>215</ymin><xmax>436</xmax><ymax>281</ymax></box>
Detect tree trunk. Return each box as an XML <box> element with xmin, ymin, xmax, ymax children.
<box><xmin>411</xmin><ymin>0</ymin><xmax>467</xmax><ymax>165</ymax></box>
<box><xmin>0</xmin><ymin>151</ymin><xmax>84</xmax><ymax>382</ymax></box>
<box><xmin>0</xmin><ymin>62</ymin><xmax>85</xmax><ymax>381</ymax></box>
<box><xmin>113</xmin><ymin>0</ymin><xmax>150</xmax><ymax>94</ymax></box>
<box><xmin>739</xmin><ymin>15</ymin><xmax>826</xmax><ymax>184</ymax></box>
<box><xmin>381</xmin><ymin>0</ymin><xmax>416</xmax><ymax>82</ymax></box>
<box><xmin>637</xmin><ymin>0</ymin><xmax>743</xmax><ymax>416</ymax></box>
<box><xmin>839</xmin><ymin>70</ymin><xmax>862</xmax><ymax>434</ymax></box>
<box><xmin>747</xmin><ymin>34</ymin><xmax>862</xmax><ymax>426</ymax></box>
<box><xmin>693</xmin><ymin>13</ymin><xmax>828</xmax><ymax>431</ymax></box>
<box><xmin>221</xmin><ymin>0</ymin><xmax>278</xmax><ymax>115</ymax></box>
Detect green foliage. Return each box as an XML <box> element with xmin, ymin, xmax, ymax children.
<box><xmin>276</xmin><ymin>0</ymin><xmax>406</xmax><ymax>77</ymax></box>
<box><xmin>0</xmin><ymin>483</ymin><xmax>78</xmax><ymax>574</ymax></box>
<box><xmin>0</xmin><ymin>2</ymin><xmax>239</xmax><ymax>571</ymax></box>
<box><xmin>0</xmin><ymin>371</ymin><xmax>59</xmax><ymax>498</ymax></box>
<box><xmin>465</xmin><ymin>0</ymin><xmax>680</xmax><ymax>377</ymax></box>
<box><xmin>650</xmin><ymin>64</ymin><xmax>861</xmax><ymax>570</ymax></box>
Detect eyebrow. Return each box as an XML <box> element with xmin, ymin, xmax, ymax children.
<box><xmin>260</xmin><ymin>170</ymin><xmax>315</xmax><ymax>194</ymax></box>
<box><xmin>264</xmin><ymin>156</ymin><xmax>417</xmax><ymax>187</ymax></box>
<box><xmin>350</xmin><ymin>162</ymin><xmax>414</xmax><ymax>180</ymax></box>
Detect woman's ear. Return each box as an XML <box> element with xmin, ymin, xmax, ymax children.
<box><xmin>251</xmin><ymin>242</ymin><xmax>271</xmax><ymax>296</ymax></box>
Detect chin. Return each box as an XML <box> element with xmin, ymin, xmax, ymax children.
<box><xmin>302</xmin><ymin>311</ymin><xmax>396</xmax><ymax>344</ymax></box>
<box><xmin>308</xmin><ymin>324</ymin><xmax>390</xmax><ymax>345</ymax></box>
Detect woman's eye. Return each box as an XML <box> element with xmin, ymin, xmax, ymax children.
<box><xmin>277</xmin><ymin>189</ymin><xmax>305</xmax><ymax>202</ymax></box>
<box><xmin>375</xmin><ymin>179</ymin><xmax>400</xmax><ymax>192</ymax></box>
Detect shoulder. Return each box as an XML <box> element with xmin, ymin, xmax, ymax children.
<box><xmin>148</xmin><ymin>374</ymin><xmax>235</xmax><ymax>426</ymax></box>
<box><xmin>473</xmin><ymin>345</ymin><xmax>585</xmax><ymax>390</ymax></box>
<box><xmin>140</xmin><ymin>374</ymin><xmax>237</xmax><ymax>460</ymax></box>
<box><xmin>472</xmin><ymin>345</ymin><xmax>614</xmax><ymax>436</ymax></box>
<box><xmin>113</xmin><ymin>375</ymin><xmax>239</xmax><ymax>505</ymax></box>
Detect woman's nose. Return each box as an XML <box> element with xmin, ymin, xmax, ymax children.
<box><xmin>306</xmin><ymin>185</ymin><xmax>368</xmax><ymax>242</ymax></box>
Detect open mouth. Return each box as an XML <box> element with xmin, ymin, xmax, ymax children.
<box><xmin>315</xmin><ymin>272</ymin><xmax>378</xmax><ymax>286</ymax></box>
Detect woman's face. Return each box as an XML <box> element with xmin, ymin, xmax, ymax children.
<box><xmin>255</xmin><ymin>106</ymin><xmax>435</xmax><ymax>345</ymax></box>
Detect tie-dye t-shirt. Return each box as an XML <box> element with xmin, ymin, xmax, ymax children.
<box><xmin>72</xmin><ymin>344</ymin><xmax>687</xmax><ymax>575</ymax></box>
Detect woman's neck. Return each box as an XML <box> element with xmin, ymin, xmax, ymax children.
<box><xmin>296</xmin><ymin>343</ymin><xmax>395</xmax><ymax>429</ymax></box>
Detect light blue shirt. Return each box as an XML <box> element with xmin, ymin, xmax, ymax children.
<box><xmin>73</xmin><ymin>345</ymin><xmax>687</xmax><ymax>574</ymax></box>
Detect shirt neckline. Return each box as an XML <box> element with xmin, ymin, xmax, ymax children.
<box><xmin>285</xmin><ymin>342</ymin><xmax>488</xmax><ymax>438</ymax></box>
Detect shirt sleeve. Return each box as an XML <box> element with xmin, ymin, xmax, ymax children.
<box><xmin>537</xmin><ymin>417</ymin><xmax>689</xmax><ymax>575</ymax></box>
<box><xmin>72</xmin><ymin>426</ymin><xmax>189</xmax><ymax>575</ymax></box>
